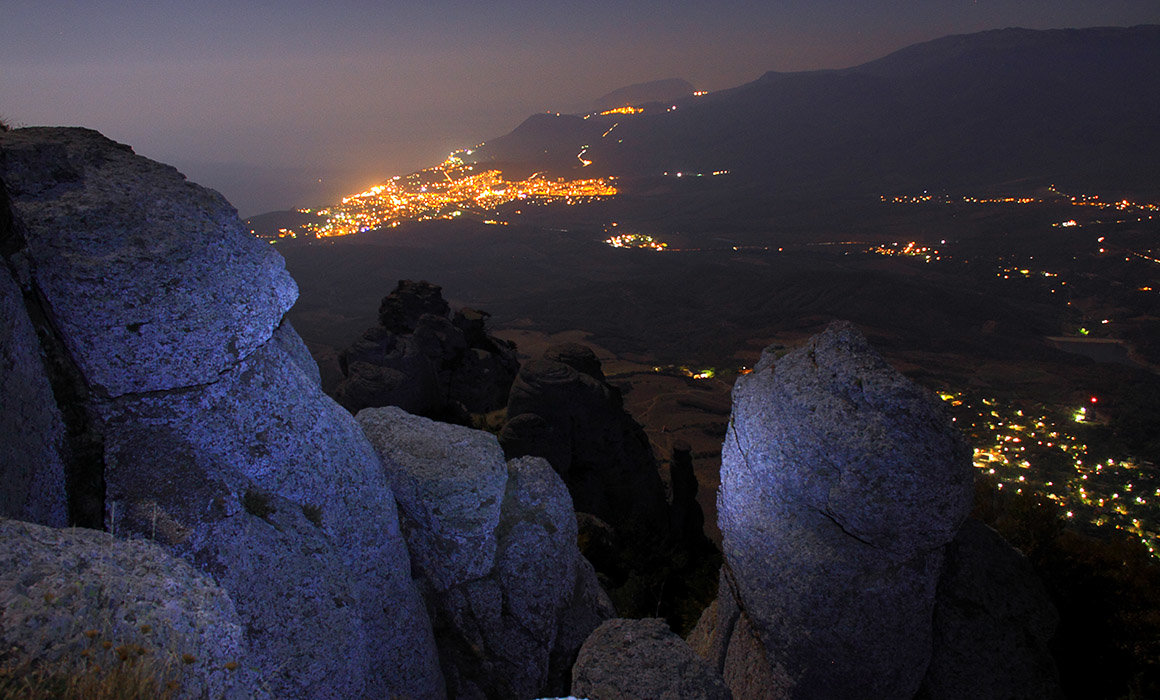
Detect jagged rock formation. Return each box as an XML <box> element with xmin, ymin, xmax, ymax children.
<box><xmin>359</xmin><ymin>406</ymin><xmax>614</xmax><ymax>699</ymax></box>
<box><xmin>571</xmin><ymin>618</ymin><xmax>730</xmax><ymax>700</ymax></box>
<box><xmin>500</xmin><ymin>343</ymin><xmax>671</xmax><ymax>545</ymax></box>
<box><xmin>335</xmin><ymin>279</ymin><xmax>519</xmax><ymax>419</ymax></box>
<box><xmin>0</xmin><ymin>128</ymin><xmax>443</xmax><ymax>699</ymax></box>
<box><xmin>0</xmin><ymin>518</ymin><xmax>260</xmax><ymax>699</ymax></box>
<box><xmin>690</xmin><ymin>321</ymin><xmax>1060</xmax><ymax>699</ymax></box>
<box><xmin>501</xmin><ymin>343</ymin><xmax>721</xmax><ymax>625</ymax></box>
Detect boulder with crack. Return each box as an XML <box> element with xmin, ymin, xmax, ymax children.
<box><xmin>701</xmin><ymin>321</ymin><xmax>975</xmax><ymax>698</ymax></box>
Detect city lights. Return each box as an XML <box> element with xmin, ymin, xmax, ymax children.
<box><xmin>283</xmin><ymin>152</ymin><xmax>618</xmax><ymax>238</ymax></box>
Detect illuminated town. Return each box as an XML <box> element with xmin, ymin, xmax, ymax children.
<box><xmin>865</xmin><ymin>240</ymin><xmax>943</xmax><ymax>262</ymax></box>
<box><xmin>940</xmin><ymin>390</ymin><xmax>1159</xmax><ymax>558</ymax></box>
<box><xmin>281</xmin><ymin>150</ymin><xmax>618</xmax><ymax>239</ymax></box>
<box><xmin>604</xmin><ymin>232</ymin><xmax>670</xmax><ymax>251</ymax></box>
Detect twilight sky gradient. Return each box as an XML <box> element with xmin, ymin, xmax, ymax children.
<box><xmin>4</xmin><ymin>1</ymin><xmax>1159</xmax><ymax>216</ymax></box>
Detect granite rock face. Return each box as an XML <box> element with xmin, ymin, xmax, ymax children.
<box><xmin>0</xmin><ymin>518</ymin><xmax>260</xmax><ymax>699</ymax></box>
<box><xmin>713</xmin><ymin>321</ymin><xmax>975</xmax><ymax>698</ymax></box>
<box><xmin>572</xmin><ymin>618</ymin><xmax>731</xmax><ymax>700</ymax></box>
<box><xmin>0</xmin><ymin>128</ymin><xmax>443</xmax><ymax>699</ymax></box>
<box><xmin>687</xmin><ymin>572</ymin><xmax>790</xmax><ymax>700</ymax></box>
<box><xmin>336</xmin><ymin>280</ymin><xmax>519</xmax><ymax>418</ymax></box>
<box><xmin>0</xmin><ymin>127</ymin><xmax>296</xmax><ymax>398</ymax></box>
<box><xmin>100</xmin><ymin>333</ymin><xmax>443</xmax><ymax>698</ymax></box>
<box><xmin>917</xmin><ymin>519</ymin><xmax>1062</xmax><ymax>699</ymax></box>
<box><xmin>359</xmin><ymin>410</ymin><xmax>614</xmax><ymax>699</ymax></box>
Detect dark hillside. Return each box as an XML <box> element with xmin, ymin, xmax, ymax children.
<box><xmin>468</xmin><ymin>26</ymin><xmax>1160</xmax><ymax>199</ymax></box>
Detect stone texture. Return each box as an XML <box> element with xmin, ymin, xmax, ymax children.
<box><xmin>272</xmin><ymin>319</ymin><xmax>321</xmax><ymax>387</ymax></box>
<box><xmin>102</xmin><ymin>336</ymin><xmax>443</xmax><ymax>699</ymax></box>
<box><xmin>0</xmin><ymin>127</ymin><xmax>297</xmax><ymax>398</ymax></box>
<box><xmin>360</xmin><ymin>408</ymin><xmax>614</xmax><ymax>699</ymax></box>
<box><xmin>0</xmin><ymin>518</ymin><xmax>260</xmax><ymax>699</ymax></box>
<box><xmin>917</xmin><ymin>519</ymin><xmax>1062</xmax><ymax>699</ymax></box>
<box><xmin>571</xmin><ymin>618</ymin><xmax>731</xmax><ymax>700</ymax></box>
<box><xmin>716</xmin><ymin>321</ymin><xmax>974</xmax><ymax>698</ymax></box>
<box><xmin>0</xmin><ymin>127</ymin><xmax>443</xmax><ymax>700</ymax></box>
<box><xmin>358</xmin><ymin>406</ymin><xmax>508</xmax><ymax>591</ymax></box>
<box><xmin>0</xmin><ymin>259</ymin><xmax>68</xmax><ymax>526</ymax></box>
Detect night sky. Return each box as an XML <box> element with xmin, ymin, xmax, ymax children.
<box><xmin>4</xmin><ymin>1</ymin><xmax>1158</xmax><ymax>215</ymax></box>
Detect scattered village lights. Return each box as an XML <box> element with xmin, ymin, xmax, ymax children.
<box><xmin>940</xmin><ymin>391</ymin><xmax>1158</xmax><ymax>559</ymax></box>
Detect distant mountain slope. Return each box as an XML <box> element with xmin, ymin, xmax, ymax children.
<box><xmin>469</xmin><ymin>26</ymin><xmax>1160</xmax><ymax>197</ymax></box>
<box><xmin>593</xmin><ymin>78</ymin><xmax>695</xmax><ymax>111</ymax></box>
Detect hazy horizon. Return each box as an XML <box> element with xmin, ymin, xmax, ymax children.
<box><xmin>4</xmin><ymin>1</ymin><xmax>1159</xmax><ymax>216</ymax></box>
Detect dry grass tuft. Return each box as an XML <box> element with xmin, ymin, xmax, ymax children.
<box><xmin>0</xmin><ymin>628</ymin><xmax>182</xmax><ymax>700</ymax></box>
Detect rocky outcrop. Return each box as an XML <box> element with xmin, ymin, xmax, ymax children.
<box><xmin>0</xmin><ymin>128</ymin><xmax>443</xmax><ymax>699</ymax></box>
<box><xmin>0</xmin><ymin>518</ymin><xmax>259</xmax><ymax>699</ymax></box>
<box><xmin>359</xmin><ymin>407</ymin><xmax>614</xmax><ymax>699</ymax></box>
<box><xmin>571</xmin><ymin>618</ymin><xmax>731</xmax><ymax>700</ymax></box>
<box><xmin>500</xmin><ymin>344</ymin><xmax>671</xmax><ymax>546</ymax></box>
<box><xmin>335</xmin><ymin>280</ymin><xmax>519</xmax><ymax>419</ymax></box>
<box><xmin>698</xmin><ymin>321</ymin><xmax>976</xmax><ymax>698</ymax></box>
<box><xmin>917</xmin><ymin>518</ymin><xmax>1061</xmax><ymax>699</ymax></box>
<box><xmin>689</xmin><ymin>322</ymin><xmax>1062</xmax><ymax>700</ymax></box>
<box><xmin>501</xmin><ymin>343</ymin><xmax>721</xmax><ymax>625</ymax></box>
<box><xmin>0</xmin><ymin>129</ymin><xmax>295</xmax><ymax>398</ymax></box>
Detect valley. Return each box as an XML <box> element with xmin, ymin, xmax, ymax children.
<box><xmin>260</xmin><ymin>25</ymin><xmax>1160</xmax><ymax>569</ymax></box>
<box><xmin>276</xmin><ymin>184</ymin><xmax>1160</xmax><ymax>560</ymax></box>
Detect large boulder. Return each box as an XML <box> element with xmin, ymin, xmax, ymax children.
<box><xmin>572</xmin><ymin>618</ymin><xmax>731</xmax><ymax>700</ymax></box>
<box><xmin>358</xmin><ymin>406</ymin><xmax>508</xmax><ymax>591</ymax></box>
<box><xmin>359</xmin><ymin>408</ymin><xmax>615</xmax><ymax>699</ymax></box>
<box><xmin>0</xmin><ymin>127</ymin><xmax>296</xmax><ymax>398</ymax></box>
<box><xmin>0</xmin><ymin>518</ymin><xmax>259</xmax><ymax>699</ymax></box>
<box><xmin>712</xmin><ymin>321</ymin><xmax>975</xmax><ymax>698</ymax></box>
<box><xmin>0</xmin><ymin>127</ymin><xmax>444</xmax><ymax>699</ymax></box>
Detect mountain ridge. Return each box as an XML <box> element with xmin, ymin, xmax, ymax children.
<box><xmin>465</xmin><ymin>25</ymin><xmax>1160</xmax><ymax>199</ymax></box>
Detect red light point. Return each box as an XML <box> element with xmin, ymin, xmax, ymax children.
<box><xmin>1090</xmin><ymin>396</ymin><xmax>1098</xmax><ymax>404</ymax></box>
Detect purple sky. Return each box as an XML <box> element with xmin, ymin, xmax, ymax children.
<box><xmin>4</xmin><ymin>1</ymin><xmax>1158</xmax><ymax>216</ymax></box>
